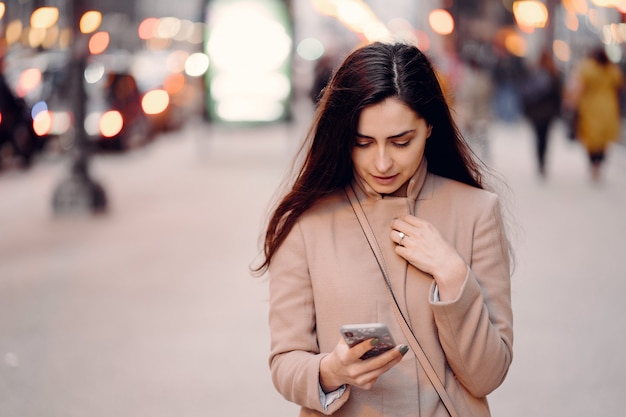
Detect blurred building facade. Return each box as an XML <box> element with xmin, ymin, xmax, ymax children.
<box><xmin>2</xmin><ymin>0</ymin><xmax>626</xmax><ymax>127</ymax></box>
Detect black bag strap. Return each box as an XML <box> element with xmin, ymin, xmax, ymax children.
<box><xmin>346</xmin><ymin>185</ymin><xmax>459</xmax><ymax>417</ymax></box>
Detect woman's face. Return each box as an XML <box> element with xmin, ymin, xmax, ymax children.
<box><xmin>352</xmin><ymin>98</ymin><xmax>431</xmax><ymax>196</ymax></box>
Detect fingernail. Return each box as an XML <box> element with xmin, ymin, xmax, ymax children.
<box><xmin>370</xmin><ymin>338</ymin><xmax>379</xmax><ymax>346</ymax></box>
<box><xmin>398</xmin><ymin>345</ymin><xmax>409</xmax><ymax>356</ymax></box>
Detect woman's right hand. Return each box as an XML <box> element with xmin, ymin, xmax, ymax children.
<box><xmin>319</xmin><ymin>337</ymin><xmax>409</xmax><ymax>392</ymax></box>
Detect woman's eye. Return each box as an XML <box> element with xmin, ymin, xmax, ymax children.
<box><xmin>355</xmin><ymin>141</ymin><xmax>371</xmax><ymax>148</ymax></box>
<box><xmin>393</xmin><ymin>140</ymin><xmax>410</xmax><ymax>147</ymax></box>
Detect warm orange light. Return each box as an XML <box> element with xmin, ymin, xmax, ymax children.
<box><xmin>504</xmin><ymin>31</ymin><xmax>527</xmax><ymax>57</ymax></box>
<box><xmin>513</xmin><ymin>1</ymin><xmax>549</xmax><ymax>28</ymax></box>
<box><xmin>565</xmin><ymin>11</ymin><xmax>579</xmax><ymax>31</ymax></box>
<box><xmin>428</xmin><ymin>9</ymin><xmax>454</xmax><ymax>35</ymax></box>
<box><xmin>31</xmin><ymin>7</ymin><xmax>59</xmax><ymax>29</ymax></box>
<box><xmin>553</xmin><ymin>40</ymin><xmax>571</xmax><ymax>63</ymax></box>
<box><xmin>28</xmin><ymin>27</ymin><xmax>46</xmax><ymax>48</ymax></box>
<box><xmin>6</xmin><ymin>20</ymin><xmax>23</xmax><ymax>45</ymax></box>
<box><xmin>88</xmin><ymin>31</ymin><xmax>109</xmax><ymax>55</ymax></box>
<box><xmin>33</xmin><ymin>110</ymin><xmax>52</xmax><ymax>136</ymax></box>
<box><xmin>562</xmin><ymin>0</ymin><xmax>589</xmax><ymax>13</ymax></box>
<box><xmin>142</xmin><ymin>89</ymin><xmax>170</xmax><ymax>115</ymax></box>
<box><xmin>42</xmin><ymin>26</ymin><xmax>59</xmax><ymax>48</ymax></box>
<box><xmin>100</xmin><ymin>111</ymin><xmax>123</xmax><ymax>137</ymax></box>
<box><xmin>0</xmin><ymin>3</ymin><xmax>5</xmax><ymax>20</ymax></box>
<box><xmin>163</xmin><ymin>73</ymin><xmax>185</xmax><ymax>96</ymax></box>
<box><xmin>16</xmin><ymin>68</ymin><xmax>42</xmax><ymax>97</ymax></box>
<box><xmin>138</xmin><ymin>17</ymin><xmax>159</xmax><ymax>40</ymax></box>
<box><xmin>573</xmin><ymin>0</ymin><xmax>589</xmax><ymax>14</ymax></box>
<box><xmin>80</xmin><ymin>11</ymin><xmax>102</xmax><ymax>34</ymax></box>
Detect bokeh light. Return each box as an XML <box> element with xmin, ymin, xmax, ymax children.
<box><xmin>207</xmin><ymin>3</ymin><xmax>291</xmax><ymax>72</ymax></box>
<box><xmin>173</xmin><ymin>19</ymin><xmax>194</xmax><ymax>41</ymax></box>
<box><xmin>88</xmin><ymin>31</ymin><xmax>109</xmax><ymax>55</ymax></box>
<box><xmin>30</xmin><ymin>7</ymin><xmax>58</xmax><ymax>29</ymax></box>
<box><xmin>166</xmin><ymin>50</ymin><xmax>189</xmax><ymax>73</ymax></box>
<box><xmin>553</xmin><ymin>39</ymin><xmax>571</xmax><ymax>62</ymax></box>
<box><xmin>185</xmin><ymin>52</ymin><xmax>209</xmax><ymax>77</ymax></box>
<box><xmin>605</xmin><ymin>43</ymin><xmax>622</xmax><ymax>62</ymax></box>
<box><xmin>138</xmin><ymin>17</ymin><xmax>159</xmax><ymax>40</ymax></box>
<box><xmin>33</xmin><ymin>110</ymin><xmax>52</xmax><ymax>136</ymax></box>
<box><xmin>49</xmin><ymin>111</ymin><xmax>72</xmax><ymax>136</ymax></box>
<box><xmin>42</xmin><ymin>26</ymin><xmax>59</xmax><ymax>48</ymax></box>
<box><xmin>513</xmin><ymin>0</ymin><xmax>548</xmax><ymax>28</ymax></box>
<box><xmin>16</xmin><ymin>68</ymin><xmax>42</xmax><ymax>97</ymax></box>
<box><xmin>504</xmin><ymin>30</ymin><xmax>527</xmax><ymax>56</ymax></box>
<box><xmin>80</xmin><ymin>11</ymin><xmax>102</xmax><ymax>34</ymax></box>
<box><xmin>429</xmin><ymin>9</ymin><xmax>455</xmax><ymax>36</ymax></box>
<box><xmin>31</xmin><ymin>101</ymin><xmax>48</xmax><ymax>120</ymax></box>
<box><xmin>297</xmin><ymin>38</ymin><xmax>325</xmax><ymax>61</ymax></box>
<box><xmin>85</xmin><ymin>62</ymin><xmax>106</xmax><ymax>84</ymax></box>
<box><xmin>28</xmin><ymin>27</ymin><xmax>46</xmax><ymax>48</ymax></box>
<box><xmin>142</xmin><ymin>89</ymin><xmax>169</xmax><ymax>115</ymax></box>
<box><xmin>6</xmin><ymin>20</ymin><xmax>23</xmax><ymax>45</ymax></box>
<box><xmin>562</xmin><ymin>0</ymin><xmax>589</xmax><ymax>14</ymax></box>
<box><xmin>163</xmin><ymin>73</ymin><xmax>186</xmax><ymax>95</ymax></box>
<box><xmin>99</xmin><ymin>110</ymin><xmax>123</xmax><ymax>138</ymax></box>
<box><xmin>565</xmin><ymin>11</ymin><xmax>579</xmax><ymax>31</ymax></box>
<box><xmin>157</xmin><ymin>17</ymin><xmax>181</xmax><ymax>39</ymax></box>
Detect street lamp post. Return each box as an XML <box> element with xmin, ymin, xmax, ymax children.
<box><xmin>51</xmin><ymin>0</ymin><xmax>107</xmax><ymax>215</ymax></box>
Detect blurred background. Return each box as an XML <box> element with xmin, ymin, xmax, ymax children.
<box><xmin>1</xmin><ymin>0</ymin><xmax>625</xmax><ymax>416</ymax></box>
<box><xmin>1</xmin><ymin>0</ymin><xmax>625</xmax><ymax>161</ymax></box>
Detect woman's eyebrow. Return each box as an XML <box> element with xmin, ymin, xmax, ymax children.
<box><xmin>356</xmin><ymin>129</ymin><xmax>416</xmax><ymax>139</ymax></box>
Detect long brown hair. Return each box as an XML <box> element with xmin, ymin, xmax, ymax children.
<box><xmin>252</xmin><ymin>42</ymin><xmax>485</xmax><ymax>275</ymax></box>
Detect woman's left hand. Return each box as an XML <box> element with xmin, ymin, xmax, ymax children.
<box><xmin>391</xmin><ymin>215</ymin><xmax>467</xmax><ymax>301</ymax></box>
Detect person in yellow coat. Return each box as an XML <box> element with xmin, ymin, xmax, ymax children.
<box><xmin>569</xmin><ymin>47</ymin><xmax>624</xmax><ymax>181</ymax></box>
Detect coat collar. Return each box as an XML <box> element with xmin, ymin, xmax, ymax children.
<box><xmin>351</xmin><ymin>159</ymin><xmax>431</xmax><ymax>210</ymax></box>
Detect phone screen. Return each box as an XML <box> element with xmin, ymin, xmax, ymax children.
<box><xmin>340</xmin><ymin>323</ymin><xmax>395</xmax><ymax>359</ymax></box>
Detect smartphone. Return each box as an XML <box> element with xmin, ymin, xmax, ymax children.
<box><xmin>340</xmin><ymin>323</ymin><xmax>396</xmax><ymax>360</ymax></box>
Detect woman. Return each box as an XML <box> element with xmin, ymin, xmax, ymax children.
<box><xmin>254</xmin><ymin>42</ymin><xmax>513</xmax><ymax>416</ymax></box>
<box><xmin>570</xmin><ymin>47</ymin><xmax>623</xmax><ymax>181</ymax></box>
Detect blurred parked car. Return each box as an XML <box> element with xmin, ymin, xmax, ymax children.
<box><xmin>85</xmin><ymin>70</ymin><xmax>153</xmax><ymax>151</ymax></box>
<box><xmin>4</xmin><ymin>48</ymin><xmax>191</xmax><ymax>156</ymax></box>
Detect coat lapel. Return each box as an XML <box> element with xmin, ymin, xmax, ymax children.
<box><xmin>349</xmin><ymin>161</ymin><xmax>430</xmax><ymax>318</ymax></box>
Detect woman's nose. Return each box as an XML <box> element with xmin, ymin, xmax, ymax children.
<box><xmin>375</xmin><ymin>147</ymin><xmax>393</xmax><ymax>173</ymax></box>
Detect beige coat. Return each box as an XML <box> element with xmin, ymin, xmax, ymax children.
<box><xmin>268</xmin><ymin>162</ymin><xmax>513</xmax><ymax>416</ymax></box>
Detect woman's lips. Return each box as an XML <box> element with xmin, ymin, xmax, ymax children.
<box><xmin>372</xmin><ymin>174</ymin><xmax>398</xmax><ymax>185</ymax></box>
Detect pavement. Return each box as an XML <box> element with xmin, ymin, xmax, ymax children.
<box><xmin>1</xmin><ymin>107</ymin><xmax>625</xmax><ymax>416</ymax></box>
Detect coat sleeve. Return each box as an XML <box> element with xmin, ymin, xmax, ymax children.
<box><xmin>268</xmin><ymin>221</ymin><xmax>351</xmax><ymax>414</ymax></box>
<box><xmin>430</xmin><ymin>193</ymin><xmax>513</xmax><ymax>397</ymax></box>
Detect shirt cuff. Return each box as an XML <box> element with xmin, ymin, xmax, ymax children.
<box><xmin>432</xmin><ymin>284</ymin><xmax>440</xmax><ymax>302</ymax></box>
<box><xmin>318</xmin><ymin>383</ymin><xmax>346</xmax><ymax>410</ymax></box>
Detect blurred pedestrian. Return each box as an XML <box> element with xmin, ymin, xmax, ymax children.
<box><xmin>568</xmin><ymin>47</ymin><xmax>624</xmax><ymax>182</ymax></box>
<box><xmin>454</xmin><ymin>56</ymin><xmax>494</xmax><ymax>162</ymax></box>
<box><xmin>491</xmin><ymin>44</ymin><xmax>526</xmax><ymax>122</ymax></box>
<box><xmin>520</xmin><ymin>49</ymin><xmax>562</xmax><ymax>178</ymax></box>
<box><xmin>254</xmin><ymin>42</ymin><xmax>513</xmax><ymax>417</ymax></box>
